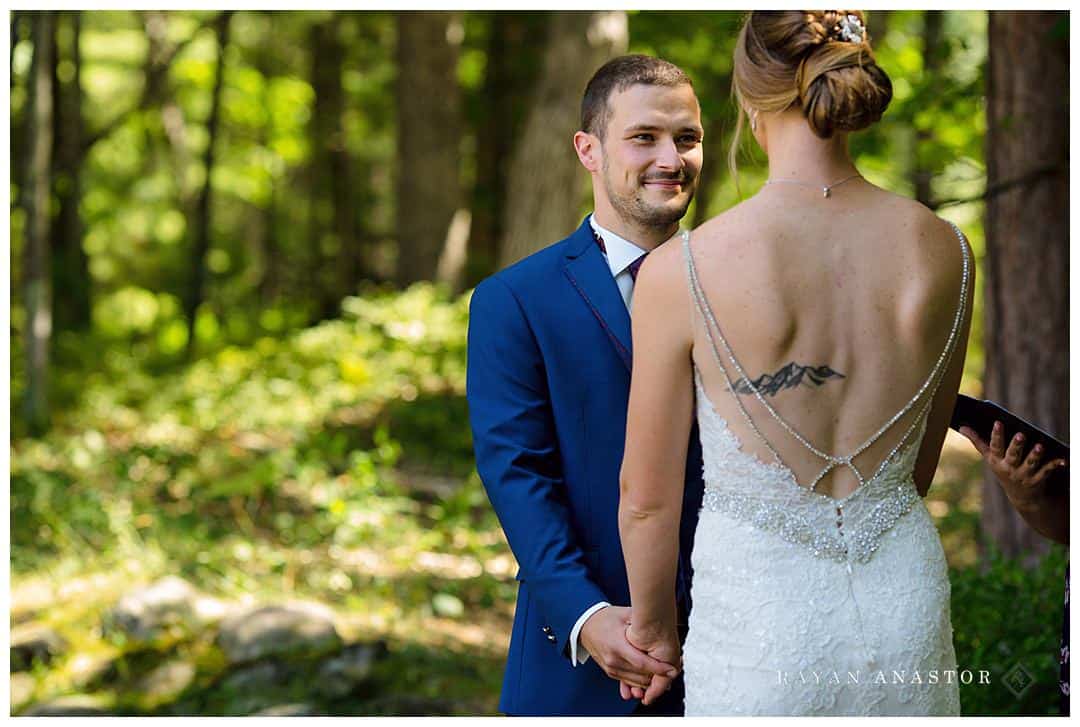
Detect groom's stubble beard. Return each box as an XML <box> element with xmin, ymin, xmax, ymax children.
<box><xmin>600</xmin><ymin>146</ymin><xmax>698</xmax><ymax>234</ymax></box>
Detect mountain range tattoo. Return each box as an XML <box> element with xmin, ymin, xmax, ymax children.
<box><xmin>731</xmin><ymin>363</ymin><xmax>846</xmax><ymax>397</ymax></box>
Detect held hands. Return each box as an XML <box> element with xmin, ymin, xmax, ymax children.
<box><xmin>579</xmin><ymin>606</ymin><xmax>679</xmax><ymax>696</ymax></box>
<box><xmin>959</xmin><ymin>420</ymin><xmax>1067</xmax><ymax>511</ymax></box>
<box><xmin>621</xmin><ymin>620</ymin><xmax>682</xmax><ymax>706</ymax></box>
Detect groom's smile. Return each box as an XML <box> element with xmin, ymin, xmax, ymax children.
<box><xmin>642</xmin><ymin>174</ymin><xmax>688</xmax><ymax>191</ymax></box>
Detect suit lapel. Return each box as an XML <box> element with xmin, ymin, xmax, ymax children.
<box><xmin>562</xmin><ymin>217</ymin><xmax>633</xmax><ymax>372</ymax></box>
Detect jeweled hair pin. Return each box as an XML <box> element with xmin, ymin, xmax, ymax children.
<box><xmin>836</xmin><ymin>14</ymin><xmax>866</xmax><ymax>44</ymax></box>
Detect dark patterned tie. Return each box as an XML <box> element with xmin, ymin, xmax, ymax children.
<box><xmin>592</xmin><ymin>228</ymin><xmax>607</xmax><ymax>254</ymax></box>
<box><xmin>593</xmin><ymin>229</ymin><xmax>648</xmax><ymax>282</ymax></box>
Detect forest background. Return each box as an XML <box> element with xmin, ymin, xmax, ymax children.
<box><xmin>8</xmin><ymin>9</ymin><xmax>1069</xmax><ymax>716</ymax></box>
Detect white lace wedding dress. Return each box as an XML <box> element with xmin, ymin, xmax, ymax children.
<box><xmin>679</xmin><ymin>226</ymin><xmax>969</xmax><ymax>716</ymax></box>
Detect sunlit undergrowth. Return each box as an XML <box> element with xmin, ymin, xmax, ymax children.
<box><xmin>11</xmin><ymin>283</ymin><xmax>511</xmax><ymax>713</ymax></box>
<box><xmin>14</xmin><ymin>284</ymin><xmax>474</xmax><ymax>563</ymax></box>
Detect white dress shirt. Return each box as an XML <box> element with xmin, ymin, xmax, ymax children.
<box><xmin>589</xmin><ymin>215</ymin><xmax>649</xmax><ymax>311</ymax></box>
<box><xmin>567</xmin><ymin>216</ymin><xmax>649</xmax><ymax>666</ymax></box>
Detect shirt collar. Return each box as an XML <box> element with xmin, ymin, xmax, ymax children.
<box><xmin>589</xmin><ymin>215</ymin><xmax>648</xmax><ymax>278</ymax></box>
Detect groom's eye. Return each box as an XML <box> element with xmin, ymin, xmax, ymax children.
<box><xmin>632</xmin><ymin>133</ymin><xmax>654</xmax><ymax>142</ymax></box>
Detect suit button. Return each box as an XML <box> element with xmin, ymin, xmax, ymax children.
<box><xmin>542</xmin><ymin>626</ymin><xmax>552</xmax><ymax>634</ymax></box>
<box><xmin>547</xmin><ymin>634</ymin><xmax>557</xmax><ymax>643</ymax></box>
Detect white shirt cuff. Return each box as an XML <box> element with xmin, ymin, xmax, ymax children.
<box><xmin>569</xmin><ymin>601</ymin><xmax>611</xmax><ymax>666</ymax></box>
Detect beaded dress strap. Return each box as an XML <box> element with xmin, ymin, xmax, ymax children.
<box><xmin>681</xmin><ymin>223</ymin><xmax>970</xmax><ymax>492</ymax></box>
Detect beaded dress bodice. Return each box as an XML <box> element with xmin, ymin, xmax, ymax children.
<box><xmin>694</xmin><ymin>374</ymin><xmax>925</xmax><ymax>565</ymax></box>
<box><xmin>679</xmin><ymin>225</ymin><xmax>969</xmax><ymax>716</ymax></box>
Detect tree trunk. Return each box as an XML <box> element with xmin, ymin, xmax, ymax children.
<box><xmin>22</xmin><ymin>11</ymin><xmax>55</xmax><ymax>435</ymax></box>
<box><xmin>911</xmin><ymin>10</ymin><xmax>943</xmax><ymax>208</ymax></box>
<box><xmin>51</xmin><ymin>10</ymin><xmax>90</xmax><ymax>333</ymax></box>
<box><xmin>982</xmin><ymin>11</ymin><xmax>1068</xmax><ymax>560</ymax></box>
<box><xmin>394</xmin><ymin>11</ymin><xmax>463</xmax><ymax>286</ymax></box>
<box><xmin>184</xmin><ymin>10</ymin><xmax>232</xmax><ymax>358</ymax></box>
<box><xmin>254</xmin><ymin>19</ymin><xmax>280</xmax><ymax>305</ymax></box>
<box><xmin>497</xmin><ymin>11</ymin><xmax>628</xmax><ymax>268</ymax></box>
<box><xmin>307</xmin><ymin>17</ymin><xmax>358</xmax><ymax>318</ymax></box>
<box><xmin>464</xmin><ymin>12</ymin><xmax>547</xmax><ymax>288</ymax></box>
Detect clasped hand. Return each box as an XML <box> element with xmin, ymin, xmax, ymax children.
<box><xmin>622</xmin><ymin>619</ymin><xmax>682</xmax><ymax>705</ymax></box>
<box><xmin>579</xmin><ymin>606</ymin><xmax>681</xmax><ymax>706</ymax></box>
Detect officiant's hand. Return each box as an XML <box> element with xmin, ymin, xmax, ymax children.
<box><xmin>580</xmin><ymin>606</ymin><xmax>679</xmax><ymax>690</ymax></box>
<box><xmin>624</xmin><ymin>620</ymin><xmax>682</xmax><ymax>706</ymax></box>
<box><xmin>960</xmin><ymin>420</ymin><xmax>1068</xmax><ymax>544</ymax></box>
<box><xmin>960</xmin><ymin>421</ymin><xmax>1067</xmax><ymax>510</ymax></box>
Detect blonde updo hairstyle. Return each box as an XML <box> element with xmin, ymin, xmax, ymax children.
<box><xmin>729</xmin><ymin>11</ymin><xmax>892</xmax><ymax>182</ymax></box>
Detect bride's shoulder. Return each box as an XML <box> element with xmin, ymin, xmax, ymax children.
<box><xmin>688</xmin><ymin>201</ymin><xmax>759</xmax><ymax>256</ymax></box>
<box><xmin>635</xmin><ymin>230</ymin><xmax>689</xmax><ymax>288</ymax></box>
<box><xmin>631</xmin><ymin>235</ymin><xmax>695</xmax><ymax>324</ymax></box>
<box><xmin>868</xmin><ymin>188</ymin><xmax>972</xmax><ymax>265</ymax></box>
<box><xmin>692</xmin><ymin>197</ymin><xmax>757</xmax><ymax>234</ymax></box>
<box><xmin>884</xmin><ymin>199</ymin><xmax>974</xmax><ymax>329</ymax></box>
<box><xmin>900</xmin><ymin>201</ymin><xmax>971</xmax><ymax>272</ymax></box>
<box><xmin>877</xmin><ymin>189</ymin><xmax>966</xmax><ymax>239</ymax></box>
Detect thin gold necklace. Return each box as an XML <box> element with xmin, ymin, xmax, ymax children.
<box><xmin>763</xmin><ymin>173</ymin><xmax>862</xmax><ymax>199</ymax></box>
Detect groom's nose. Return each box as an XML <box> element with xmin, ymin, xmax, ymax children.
<box><xmin>653</xmin><ymin>137</ymin><xmax>683</xmax><ymax>171</ymax></box>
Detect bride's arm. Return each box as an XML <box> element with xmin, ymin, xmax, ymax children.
<box><xmin>618</xmin><ymin>242</ymin><xmax>695</xmax><ymax>651</ymax></box>
<box><xmin>913</xmin><ymin>231</ymin><xmax>976</xmax><ymax>497</ymax></box>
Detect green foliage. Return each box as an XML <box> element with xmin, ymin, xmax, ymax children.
<box><xmin>950</xmin><ymin>545</ymin><xmax>1067</xmax><ymax>716</ymax></box>
<box><xmin>10</xmin><ymin>11</ymin><xmax>990</xmax><ymax>399</ymax></box>
<box><xmin>11</xmin><ymin>283</ymin><xmax>473</xmax><ymax>572</ymax></box>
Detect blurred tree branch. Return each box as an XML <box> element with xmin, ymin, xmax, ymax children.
<box><xmin>931</xmin><ymin>163</ymin><xmax>1065</xmax><ymax>210</ymax></box>
<box><xmin>80</xmin><ymin>12</ymin><xmax>216</xmax><ymax>153</ymax></box>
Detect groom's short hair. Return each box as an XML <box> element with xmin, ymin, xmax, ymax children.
<box><xmin>581</xmin><ymin>54</ymin><xmax>694</xmax><ymax>140</ymax></box>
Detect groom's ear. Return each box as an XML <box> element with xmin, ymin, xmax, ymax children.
<box><xmin>573</xmin><ymin>130</ymin><xmax>601</xmax><ymax>173</ymax></box>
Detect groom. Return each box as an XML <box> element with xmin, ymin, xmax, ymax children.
<box><xmin>467</xmin><ymin>55</ymin><xmax>705</xmax><ymax>716</ymax></box>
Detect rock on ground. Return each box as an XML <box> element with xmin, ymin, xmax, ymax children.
<box><xmin>104</xmin><ymin>576</ymin><xmax>227</xmax><ymax>644</ymax></box>
<box><xmin>67</xmin><ymin>652</ymin><xmax>117</xmax><ymax>690</ymax></box>
<box><xmin>10</xmin><ymin>672</ymin><xmax>36</xmax><ymax>713</ymax></box>
<box><xmin>21</xmin><ymin>694</ymin><xmax>112</xmax><ymax>716</ymax></box>
<box><xmin>10</xmin><ymin>623</ymin><xmax>68</xmax><ymax>671</ymax></box>
<box><xmin>216</xmin><ymin>601</ymin><xmax>342</xmax><ymax>665</ymax></box>
<box><xmin>220</xmin><ymin>661</ymin><xmax>291</xmax><ymax>694</ymax></box>
<box><xmin>315</xmin><ymin>641</ymin><xmax>385</xmax><ymax>698</ymax></box>
<box><xmin>134</xmin><ymin>659</ymin><xmax>197</xmax><ymax>707</ymax></box>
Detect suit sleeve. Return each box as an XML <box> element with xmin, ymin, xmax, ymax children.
<box><xmin>467</xmin><ymin>276</ymin><xmax>610</xmax><ymax>657</ymax></box>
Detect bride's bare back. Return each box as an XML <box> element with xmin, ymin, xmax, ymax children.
<box><xmin>685</xmin><ymin>182</ymin><xmax>974</xmax><ymax>499</ymax></box>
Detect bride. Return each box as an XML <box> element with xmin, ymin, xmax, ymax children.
<box><xmin>617</xmin><ymin>11</ymin><xmax>973</xmax><ymax>716</ymax></box>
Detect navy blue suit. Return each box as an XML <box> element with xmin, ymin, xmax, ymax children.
<box><xmin>467</xmin><ymin>216</ymin><xmax>705</xmax><ymax>716</ymax></box>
